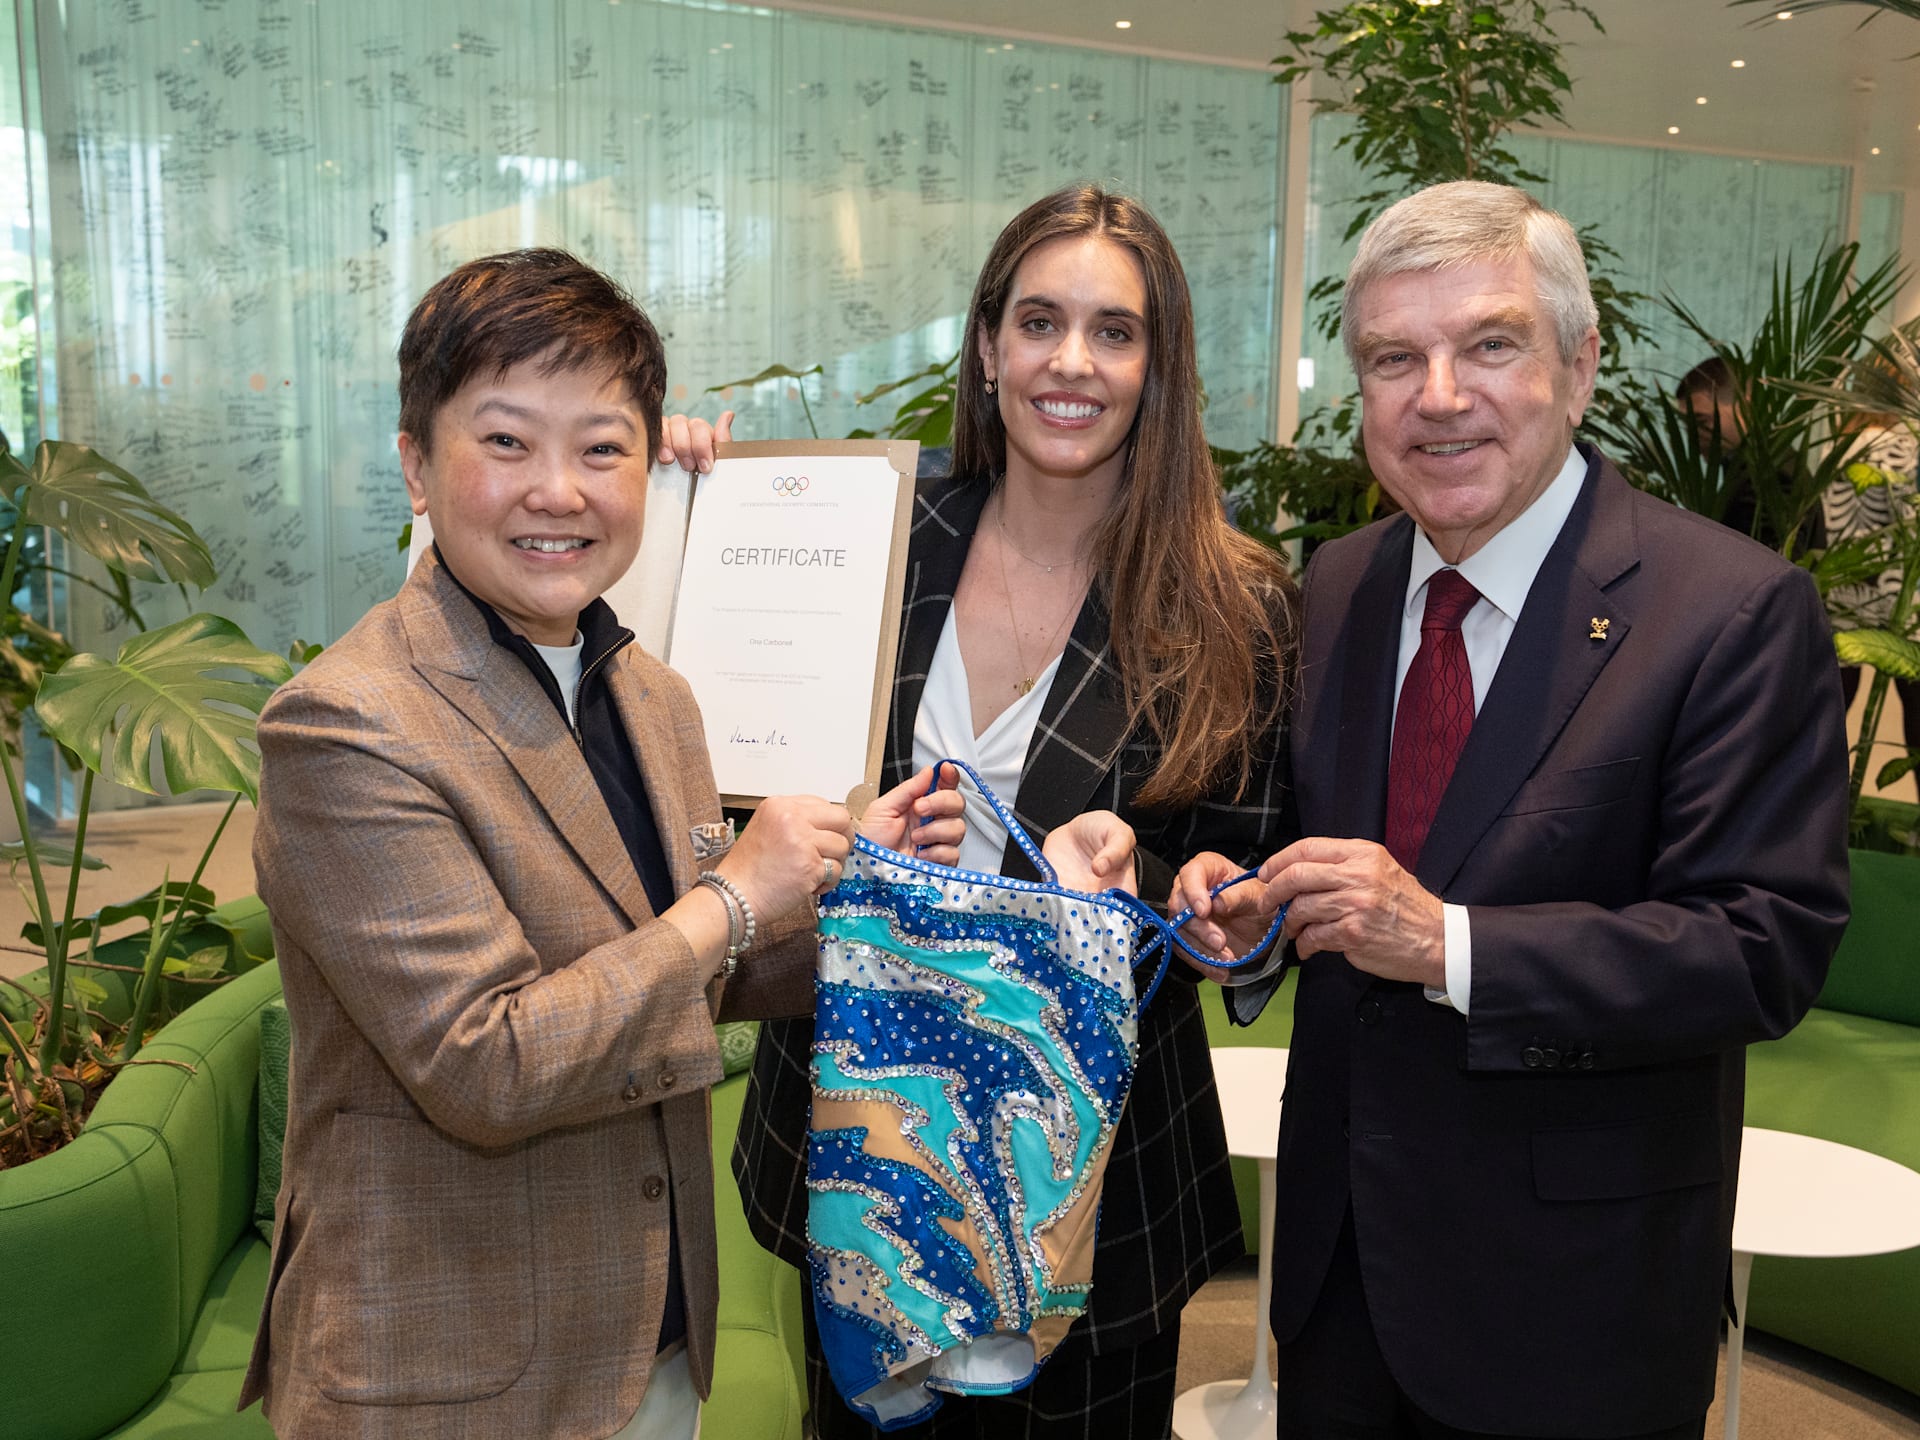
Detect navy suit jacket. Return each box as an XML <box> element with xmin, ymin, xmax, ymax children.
<box><xmin>1231</xmin><ymin>446</ymin><xmax>1850</xmax><ymax>1435</ymax></box>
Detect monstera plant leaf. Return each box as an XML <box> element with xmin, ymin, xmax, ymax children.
<box><xmin>7</xmin><ymin>440</ymin><xmax>215</xmax><ymax>588</ymax></box>
<box><xmin>33</xmin><ymin>614</ymin><xmax>292</xmax><ymax>802</ymax></box>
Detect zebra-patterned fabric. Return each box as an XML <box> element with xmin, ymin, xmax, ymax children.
<box><xmin>808</xmin><ymin>834</ymin><xmax>1175</xmax><ymax>1429</ymax></box>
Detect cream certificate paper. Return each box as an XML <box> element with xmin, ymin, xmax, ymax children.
<box><xmin>668</xmin><ymin>441</ymin><xmax>914</xmax><ymax>803</ymax></box>
<box><xmin>403</xmin><ymin>439</ymin><xmax>914</xmax><ymax>804</ymax></box>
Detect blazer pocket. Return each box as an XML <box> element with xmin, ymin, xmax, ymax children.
<box><xmin>1532</xmin><ymin>1110</ymin><xmax>1723</xmax><ymax>1202</ymax></box>
<box><xmin>1504</xmin><ymin>757</ymin><xmax>1640</xmax><ymax>817</ymax></box>
<box><xmin>319</xmin><ymin>1112</ymin><xmax>535</xmax><ymax>1405</ymax></box>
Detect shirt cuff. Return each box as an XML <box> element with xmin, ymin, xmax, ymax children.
<box><xmin>1422</xmin><ymin>903</ymin><xmax>1472</xmax><ymax>1015</ymax></box>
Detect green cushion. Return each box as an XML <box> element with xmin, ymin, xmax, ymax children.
<box><xmin>705</xmin><ymin>1328</ymin><xmax>806</xmax><ymax>1440</ymax></box>
<box><xmin>177</xmin><ymin>1237</ymin><xmax>270</xmax><ymax>1374</ymax></box>
<box><xmin>0</xmin><ymin>1124</ymin><xmax>183</xmax><ymax>1440</ymax></box>
<box><xmin>1200</xmin><ymin>972</ymin><xmax>1297</xmax><ymax>1256</ymax></box>
<box><xmin>1745</xmin><ymin>1007</ymin><xmax>1920</xmax><ymax>1397</ymax></box>
<box><xmin>716</xmin><ymin>1019</ymin><xmax>760</xmax><ymax>1078</ymax></box>
<box><xmin>255</xmin><ymin>1000</ymin><xmax>291</xmax><ymax>1243</ymax></box>
<box><xmin>97</xmin><ymin>962</ymin><xmax>280</xmax><ymax>1350</ymax></box>
<box><xmin>0</xmin><ymin>961</ymin><xmax>283</xmax><ymax>1440</ymax></box>
<box><xmin>98</xmin><ymin>1369</ymin><xmax>275</xmax><ymax>1439</ymax></box>
<box><xmin>709</xmin><ymin>1071</ymin><xmax>805</xmax><ymax>1438</ymax></box>
<box><xmin>1818</xmin><ymin>850</ymin><xmax>1920</xmax><ymax>1026</ymax></box>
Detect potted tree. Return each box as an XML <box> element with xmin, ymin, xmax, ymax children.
<box><xmin>1218</xmin><ymin>0</ymin><xmax>1649</xmax><ymax>553</ymax></box>
<box><xmin>0</xmin><ymin>432</ymin><xmax>290</xmax><ymax>1169</ymax></box>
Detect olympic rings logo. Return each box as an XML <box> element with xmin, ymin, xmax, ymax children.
<box><xmin>770</xmin><ymin>475</ymin><xmax>810</xmax><ymax>496</ymax></box>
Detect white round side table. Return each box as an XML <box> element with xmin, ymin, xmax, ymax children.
<box><xmin>1721</xmin><ymin>1126</ymin><xmax>1920</xmax><ymax>1439</ymax></box>
<box><xmin>1171</xmin><ymin>1046</ymin><xmax>1288</xmax><ymax>1440</ymax></box>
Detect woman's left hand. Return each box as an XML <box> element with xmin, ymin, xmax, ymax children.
<box><xmin>1044</xmin><ymin>811</ymin><xmax>1137</xmax><ymax>894</ymax></box>
<box><xmin>861</xmin><ymin>765</ymin><xmax>967</xmax><ymax>865</ymax></box>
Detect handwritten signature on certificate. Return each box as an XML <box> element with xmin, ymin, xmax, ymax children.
<box><xmin>728</xmin><ymin>726</ymin><xmax>791</xmax><ymax>749</ymax></box>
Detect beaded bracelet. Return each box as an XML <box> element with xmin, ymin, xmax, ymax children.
<box><xmin>696</xmin><ymin>870</ymin><xmax>757</xmax><ymax>978</ymax></box>
<box><xmin>693</xmin><ymin>875</ymin><xmax>742</xmax><ymax>979</ymax></box>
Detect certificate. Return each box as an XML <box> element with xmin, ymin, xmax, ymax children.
<box><xmin>404</xmin><ymin>439</ymin><xmax>915</xmax><ymax>806</ymax></box>
<box><xmin>666</xmin><ymin>441</ymin><xmax>915</xmax><ymax>806</ymax></box>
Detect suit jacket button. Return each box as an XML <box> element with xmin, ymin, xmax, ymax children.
<box><xmin>658</xmin><ymin>1071</ymin><xmax>677</xmax><ymax>1090</ymax></box>
<box><xmin>1356</xmin><ymin>999</ymin><xmax>1382</xmax><ymax>1026</ymax></box>
<box><xmin>1540</xmin><ymin>1047</ymin><xmax>1561</xmax><ymax>1069</ymax></box>
<box><xmin>1522</xmin><ymin>1046</ymin><xmax>1544</xmax><ymax>1068</ymax></box>
<box><xmin>642</xmin><ymin>1176</ymin><xmax>666</xmax><ymax>1201</ymax></box>
<box><xmin>622</xmin><ymin>1083</ymin><xmax>641</xmax><ymax>1103</ymax></box>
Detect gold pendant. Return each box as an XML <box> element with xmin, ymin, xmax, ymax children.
<box><xmin>1016</xmin><ymin>677</ymin><xmax>1036</xmax><ymax>695</ymax></box>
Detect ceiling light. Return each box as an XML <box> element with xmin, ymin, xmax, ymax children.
<box><xmin>1696</xmin><ymin>96</ymin><xmax>1708</xmax><ymax>105</ymax></box>
<box><xmin>1115</xmin><ymin>19</ymin><xmax>1132</xmax><ymax>27</ymax></box>
<box><xmin>1777</xmin><ymin>9</ymin><xmax>1793</xmax><ymax>17</ymax></box>
<box><xmin>1731</xmin><ymin>59</ymin><xmax>1746</xmax><ymax>68</ymax></box>
<box><xmin>1668</xmin><ymin>126</ymin><xmax>1680</xmax><ymax>134</ymax></box>
<box><xmin>1873</xmin><ymin>147</ymin><xmax>1882</xmax><ymax>155</ymax></box>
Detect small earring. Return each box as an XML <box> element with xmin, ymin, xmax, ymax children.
<box><xmin>984</xmin><ymin>379</ymin><xmax>997</xmax><ymax>396</ymax></box>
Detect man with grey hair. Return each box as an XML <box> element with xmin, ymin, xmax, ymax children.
<box><xmin>1176</xmin><ymin>181</ymin><xmax>1849</xmax><ymax>1438</ymax></box>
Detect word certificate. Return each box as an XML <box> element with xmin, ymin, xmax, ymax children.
<box><xmin>667</xmin><ymin>440</ymin><xmax>915</xmax><ymax>805</ymax></box>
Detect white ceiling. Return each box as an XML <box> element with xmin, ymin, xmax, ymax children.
<box><xmin>773</xmin><ymin>0</ymin><xmax>1920</xmax><ymax>190</ymax></box>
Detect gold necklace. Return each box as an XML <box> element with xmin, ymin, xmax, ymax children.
<box><xmin>995</xmin><ymin>526</ymin><xmax>1088</xmax><ymax>695</ymax></box>
<box><xmin>996</xmin><ymin>510</ymin><xmax>1087</xmax><ymax>575</ymax></box>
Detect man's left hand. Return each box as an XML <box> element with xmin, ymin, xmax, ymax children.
<box><xmin>1261</xmin><ymin>837</ymin><xmax>1444</xmax><ymax>987</ymax></box>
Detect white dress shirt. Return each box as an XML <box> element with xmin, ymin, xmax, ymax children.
<box><xmin>912</xmin><ymin>608</ymin><xmax>1061</xmax><ymax>875</ymax></box>
<box><xmin>1399</xmin><ymin>445</ymin><xmax>1588</xmax><ymax>1015</ymax></box>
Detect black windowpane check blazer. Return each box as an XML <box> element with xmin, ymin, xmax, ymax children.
<box><xmin>732</xmin><ymin>471</ymin><xmax>1295</xmax><ymax>1354</ymax></box>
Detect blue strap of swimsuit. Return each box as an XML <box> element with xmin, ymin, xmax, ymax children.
<box><xmin>924</xmin><ymin>757</ymin><xmax>1286</xmax><ymax>1011</ymax></box>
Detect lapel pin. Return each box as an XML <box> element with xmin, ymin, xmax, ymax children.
<box><xmin>1589</xmin><ymin>617</ymin><xmax>1610</xmax><ymax>642</ymax></box>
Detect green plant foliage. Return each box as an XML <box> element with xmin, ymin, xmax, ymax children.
<box><xmin>1590</xmin><ymin>245</ymin><xmax>1902</xmax><ymax>558</ymax></box>
<box><xmin>0</xmin><ymin>433</ymin><xmax>288</xmax><ymax>1162</ymax></box>
<box><xmin>1276</xmin><ymin>0</ymin><xmax>1600</xmax><ymax>222</ymax></box>
<box><xmin>23</xmin><ymin>879</ymin><xmax>216</xmax><ymax>948</ymax></box>
<box><xmin>1215</xmin><ymin>440</ymin><xmax>1381</xmax><ymax>557</ymax></box>
<box><xmin>1835</xmin><ymin>628</ymin><xmax>1920</xmax><ymax>679</ymax></box>
<box><xmin>1271</xmin><ymin>0</ymin><xmax>1650</xmax><ymax>508</ymax></box>
<box><xmin>706</xmin><ymin>362</ymin><xmax>827</xmax><ymax>440</ymax></box>
<box><xmin>34</xmin><ymin>614</ymin><xmax>291</xmax><ymax>804</ymax></box>
<box><xmin>1</xmin><ymin>440</ymin><xmax>215</xmax><ymax>588</ymax></box>
<box><xmin>852</xmin><ymin>352</ymin><xmax>959</xmax><ymax>446</ymax></box>
<box><xmin>1879</xmin><ymin>754</ymin><xmax>1920</xmax><ymax>789</ymax></box>
<box><xmin>0</xmin><ymin>841</ymin><xmax>105</xmax><ymax>875</ymax></box>
<box><xmin>707</xmin><ymin>362</ymin><xmax>826</xmax><ymax>390</ymax></box>
<box><xmin>1728</xmin><ymin>0</ymin><xmax>1920</xmax><ymax>26</ymax></box>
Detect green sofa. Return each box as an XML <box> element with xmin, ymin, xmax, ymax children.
<box><xmin>1744</xmin><ymin>847</ymin><xmax>1920</xmax><ymax>1398</ymax></box>
<box><xmin>1201</xmin><ymin>849</ymin><xmax>1920</xmax><ymax>1403</ymax></box>
<box><xmin>0</xmin><ymin>956</ymin><xmax>807</xmax><ymax>1439</ymax></box>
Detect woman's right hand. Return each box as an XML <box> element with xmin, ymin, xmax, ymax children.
<box><xmin>714</xmin><ymin>794</ymin><xmax>855</xmax><ymax>921</ymax></box>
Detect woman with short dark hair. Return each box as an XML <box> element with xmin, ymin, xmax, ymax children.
<box><xmin>243</xmin><ymin>249</ymin><xmax>964</xmax><ymax>1440</ymax></box>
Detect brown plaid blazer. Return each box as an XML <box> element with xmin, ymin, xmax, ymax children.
<box><xmin>241</xmin><ymin>550</ymin><xmax>814</xmax><ymax>1439</ymax></box>
<box><xmin>733</xmin><ymin>471</ymin><xmax>1294</xmax><ymax>1356</ymax></box>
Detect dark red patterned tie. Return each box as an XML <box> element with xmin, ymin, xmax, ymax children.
<box><xmin>1385</xmin><ymin>569</ymin><xmax>1481</xmax><ymax>871</ymax></box>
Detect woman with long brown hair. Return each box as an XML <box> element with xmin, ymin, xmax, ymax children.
<box><xmin>679</xmin><ymin>184</ymin><xmax>1299</xmax><ymax>1436</ymax></box>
